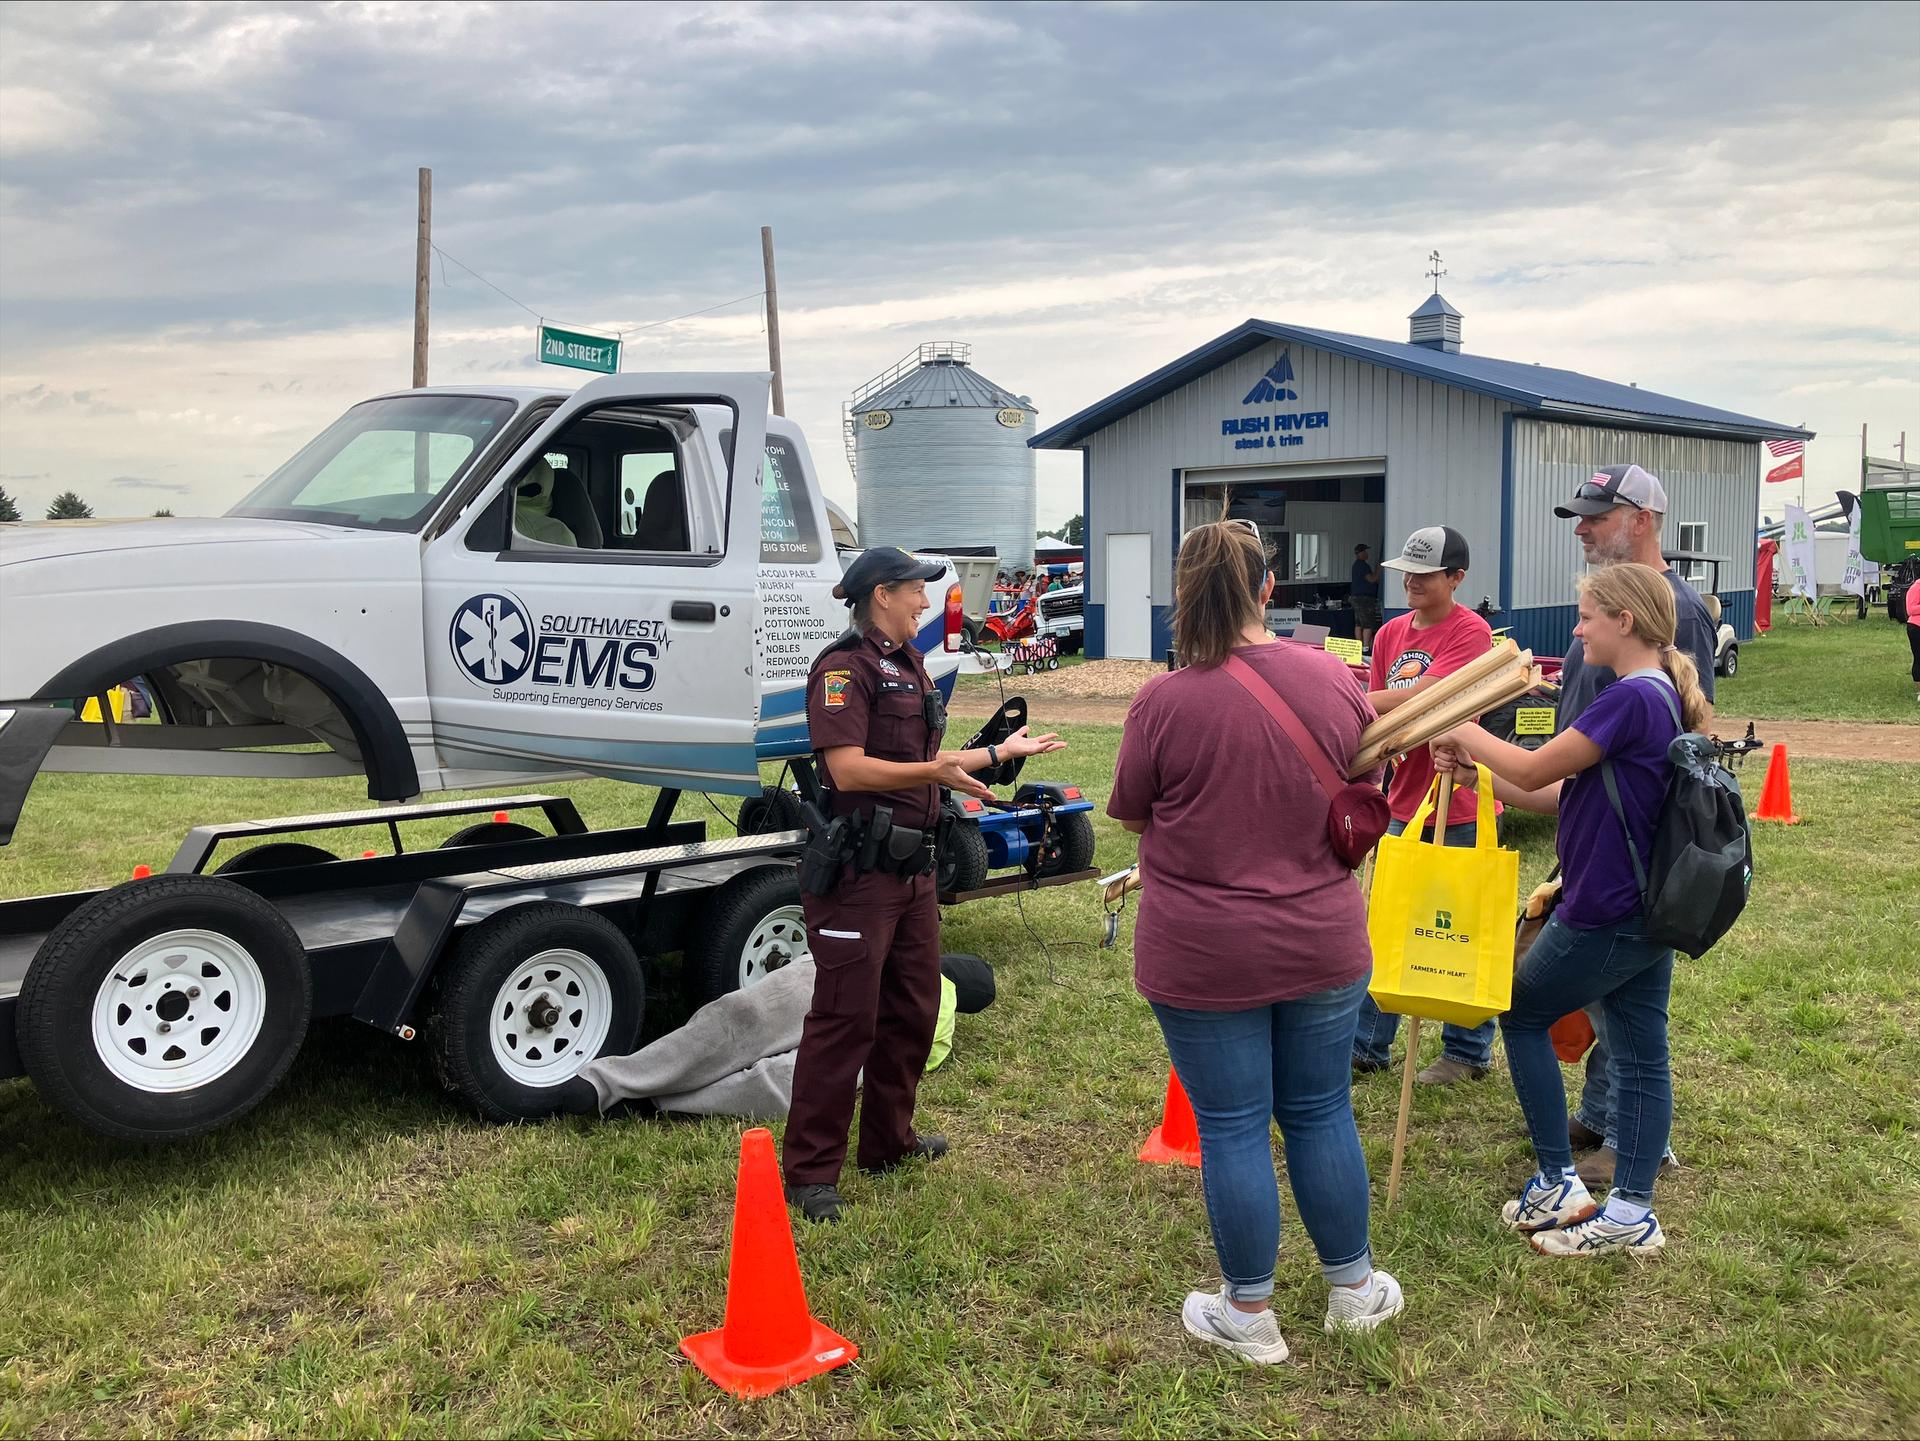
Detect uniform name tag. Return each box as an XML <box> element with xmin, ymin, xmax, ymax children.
<box><xmin>878</xmin><ymin>679</ymin><xmax>919</xmax><ymax>694</ymax></box>
<box><xmin>824</xmin><ymin>671</ymin><xmax>851</xmax><ymax>708</ymax></box>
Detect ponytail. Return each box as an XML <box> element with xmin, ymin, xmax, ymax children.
<box><xmin>1660</xmin><ymin>644</ymin><xmax>1712</xmax><ymax>732</ymax></box>
<box><xmin>1578</xmin><ymin>562</ymin><xmax>1710</xmax><ymax>732</ymax></box>
<box><xmin>1172</xmin><ymin>522</ymin><xmax>1268</xmax><ymax>667</ymax></box>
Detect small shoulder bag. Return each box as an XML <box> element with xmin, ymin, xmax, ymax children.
<box><xmin>1222</xmin><ymin>654</ymin><xmax>1390</xmax><ymax>866</ymax></box>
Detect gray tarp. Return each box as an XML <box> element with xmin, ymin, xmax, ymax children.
<box><xmin>577</xmin><ymin>959</ymin><xmax>816</xmax><ymax>1121</ymax></box>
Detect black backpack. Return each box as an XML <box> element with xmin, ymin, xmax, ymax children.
<box><xmin>1601</xmin><ymin>682</ymin><xmax>1754</xmax><ymax>958</ymax></box>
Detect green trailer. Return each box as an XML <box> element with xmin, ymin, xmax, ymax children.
<box><xmin>1860</xmin><ymin>485</ymin><xmax>1920</xmax><ymax>621</ymax></box>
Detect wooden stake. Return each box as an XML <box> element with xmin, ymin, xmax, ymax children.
<box><xmin>761</xmin><ymin>226</ymin><xmax>785</xmax><ymax>416</ymax></box>
<box><xmin>1387</xmin><ymin>781</ymin><xmax>1450</xmax><ymax>1210</ymax></box>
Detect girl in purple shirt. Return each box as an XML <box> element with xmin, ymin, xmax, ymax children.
<box><xmin>1432</xmin><ymin>562</ymin><xmax>1710</xmax><ymax>1259</ymax></box>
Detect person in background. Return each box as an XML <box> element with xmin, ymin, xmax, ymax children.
<box><xmin>1906</xmin><ymin>585</ymin><xmax>1920</xmax><ymax>704</ymax></box>
<box><xmin>1109</xmin><ymin>521</ymin><xmax>1403</xmax><ymax>1366</ymax></box>
<box><xmin>1552</xmin><ymin>464</ymin><xmax>1715</xmax><ymax>1187</ymax></box>
<box><xmin>1432</xmin><ymin>562</ymin><xmax>1710</xmax><ymax>1257</ymax></box>
<box><xmin>1350</xmin><ymin>542</ymin><xmax>1383</xmax><ymax>649</ymax></box>
<box><xmin>1350</xmin><ymin>526</ymin><xmax>1500</xmax><ymax>1086</ymax></box>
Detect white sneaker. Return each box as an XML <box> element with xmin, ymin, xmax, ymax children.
<box><xmin>1180</xmin><ymin>1289</ymin><xmax>1291</xmax><ymax>1365</ymax></box>
<box><xmin>1530</xmin><ymin>1209</ymin><xmax>1666</xmax><ymax>1257</ymax></box>
<box><xmin>1323</xmin><ymin>1270</ymin><xmax>1405</xmax><ymax>1334</ymax></box>
<box><xmin>1501</xmin><ymin>1172</ymin><xmax>1598</xmax><ymax>1233</ymax></box>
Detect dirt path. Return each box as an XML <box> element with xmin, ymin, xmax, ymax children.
<box><xmin>952</xmin><ymin>692</ymin><xmax>1920</xmax><ymax>764</ymax></box>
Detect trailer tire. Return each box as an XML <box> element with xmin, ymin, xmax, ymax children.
<box><xmin>16</xmin><ymin>875</ymin><xmax>312</xmax><ymax>1142</ymax></box>
<box><xmin>936</xmin><ymin>821</ymin><xmax>991</xmax><ymax>896</ymax></box>
<box><xmin>213</xmin><ymin>842</ymin><xmax>340</xmax><ymax>874</ymax></box>
<box><xmin>684</xmin><ymin>866</ymin><xmax>809</xmax><ymax>1010</ymax></box>
<box><xmin>439</xmin><ymin>821</ymin><xmax>544</xmax><ymax>848</ymax></box>
<box><xmin>427</xmin><ymin>903</ymin><xmax>642</xmax><ymax>1123</ymax></box>
<box><xmin>1892</xmin><ymin>587</ymin><xmax>1910</xmax><ymax>624</ymax></box>
<box><xmin>736</xmin><ymin>785</ymin><xmax>806</xmax><ymax>837</ymax></box>
<box><xmin>1038</xmin><ymin>810</ymin><xmax>1097</xmax><ymax>878</ymax></box>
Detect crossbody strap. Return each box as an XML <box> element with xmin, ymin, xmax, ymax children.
<box><xmin>1597</xmin><ymin>676</ymin><xmax>1682</xmax><ymax>906</ymax></box>
<box><xmin>1221</xmin><ymin>654</ymin><xmax>1344</xmax><ymax>802</ymax></box>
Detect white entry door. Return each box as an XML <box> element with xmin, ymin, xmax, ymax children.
<box><xmin>1105</xmin><ymin>531</ymin><xmax>1153</xmax><ymax>659</ymax></box>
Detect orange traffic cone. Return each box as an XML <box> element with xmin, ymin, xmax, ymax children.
<box><xmin>1138</xmin><ymin>1067</ymin><xmax>1203</xmax><ymax>1167</ymax></box>
<box><xmin>679</xmin><ymin>1127</ymin><xmax>857</xmax><ymax>1398</ymax></box>
<box><xmin>1751</xmin><ymin>743</ymin><xmax>1800</xmax><ymax>824</ymax></box>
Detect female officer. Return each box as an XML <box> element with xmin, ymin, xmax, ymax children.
<box><xmin>782</xmin><ymin>547</ymin><xmax>1065</xmax><ymax>1222</ymax></box>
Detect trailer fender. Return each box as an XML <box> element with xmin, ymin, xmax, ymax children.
<box><xmin>33</xmin><ymin>621</ymin><xmax>419</xmax><ymax>801</ymax></box>
<box><xmin>0</xmin><ymin>704</ymin><xmax>71</xmax><ymax>846</ymax></box>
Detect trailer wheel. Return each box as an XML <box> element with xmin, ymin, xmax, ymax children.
<box><xmin>936</xmin><ymin>821</ymin><xmax>990</xmax><ymax>895</ymax></box>
<box><xmin>1037</xmin><ymin>810</ymin><xmax>1097</xmax><ymax>878</ymax></box>
<box><xmin>427</xmin><ymin>903</ymin><xmax>643</xmax><ymax>1123</ymax></box>
<box><xmin>684</xmin><ymin>867</ymin><xmax>809</xmax><ymax>1010</ymax></box>
<box><xmin>736</xmin><ymin>785</ymin><xmax>806</xmax><ymax>837</ymax></box>
<box><xmin>15</xmin><ymin>876</ymin><xmax>312</xmax><ymax>1142</ymax></box>
<box><xmin>214</xmin><ymin>842</ymin><xmax>340</xmax><ymax>874</ymax></box>
<box><xmin>439</xmin><ymin>821</ymin><xmax>544</xmax><ymax>848</ymax></box>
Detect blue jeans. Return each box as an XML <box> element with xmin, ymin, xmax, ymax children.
<box><xmin>1502</xmin><ymin>913</ymin><xmax>1675</xmax><ymax>1204</ymax></box>
<box><xmin>1151</xmin><ymin>976</ymin><xmax>1375</xmax><ymax>1300</ymax></box>
<box><xmin>1353</xmin><ymin>816</ymin><xmax>1499</xmax><ymax>1070</ymax></box>
<box><xmin>1574</xmin><ymin>1014</ymin><xmax>1679</xmax><ymax>1162</ymax></box>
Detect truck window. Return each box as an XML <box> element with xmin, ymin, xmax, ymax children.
<box><xmin>232</xmin><ymin>394</ymin><xmax>514</xmax><ymax>531</ymax></box>
<box><xmin>508</xmin><ymin>408</ymin><xmax>698</xmax><ymax>555</ymax></box>
<box><xmin>759</xmin><ymin>435</ymin><xmax>821</xmax><ymax>564</ymax></box>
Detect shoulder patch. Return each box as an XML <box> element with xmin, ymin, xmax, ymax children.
<box><xmin>823</xmin><ymin>670</ymin><xmax>852</xmax><ymax>708</ymax></box>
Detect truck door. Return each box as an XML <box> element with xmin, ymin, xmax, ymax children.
<box><xmin>420</xmin><ymin>374</ymin><xmax>769</xmax><ymax>796</ymax></box>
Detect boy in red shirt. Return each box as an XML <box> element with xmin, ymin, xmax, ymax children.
<box><xmin>1351</xmin><ymin>526</ymin><xmax>1501</xmax><ymax>1085</ymax></box>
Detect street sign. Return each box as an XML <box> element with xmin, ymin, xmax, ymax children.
<box><xmin>538</xmin><ymin>324</ymin><xmax>620</xmax><ymax>374</ymax></box>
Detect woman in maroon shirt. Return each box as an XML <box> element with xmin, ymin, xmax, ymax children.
<box><xmin>1109</xmin><ymin>522</ymin><xmax>1405</xmax><ymax>1364</ymax></box>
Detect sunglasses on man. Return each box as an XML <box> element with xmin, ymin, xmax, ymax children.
<box><xmin>1566</xmin><ymin>480</ymin><xmax>1647</xmax><ymax>511</ymax></box>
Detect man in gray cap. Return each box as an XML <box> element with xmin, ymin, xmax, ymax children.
<box><xmin>1551</xmin><ymin>463</ymin><xmax>1716</xmax><ymax>1187</ymax></box>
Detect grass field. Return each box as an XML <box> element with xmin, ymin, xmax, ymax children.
<box><xmin>2</xmin><ymin>729</ymin><xmax>1918</xmax><ymax>1438</ymax></box>
<box><xmin>1716</xmin><ymin>613</ymin><xmax>1919</xmax><ymax>724</ymax></box>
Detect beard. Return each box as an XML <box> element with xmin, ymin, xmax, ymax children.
<box><xmin>1586</xmin><ymin>528</ymin><xmax>1637</xmax><ymax>566</ymax></box>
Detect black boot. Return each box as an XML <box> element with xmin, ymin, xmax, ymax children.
<box><xmin>784</xmin><ymin>1182</ymin><xmax>845</xmax><ymax>1223</ymax></box>
<box><xmin>862</xmin><ymin>1134</ymin><xmax>950</xmax><ymax>1176</ymax></box>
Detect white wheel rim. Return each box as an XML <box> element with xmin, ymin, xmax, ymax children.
<box><xmin>739</xmin><ymin>905</ymin><xmax>809</xmax><ymax>991</ymax></box>
<box><xmin>488</xmin><ymin>949</ymin><xmax>613</xmax><ymax>1087</ymax></box>
<box><xmin>91</xmin><ymin>928</ymin><xmax>267</xmax><ymax>1093</ymax></box>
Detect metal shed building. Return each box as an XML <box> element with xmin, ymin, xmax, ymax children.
<box><xmin>1030</xmin><ymin>296</ymin><xmax>1812</xmax><ymax>660</ymax></box>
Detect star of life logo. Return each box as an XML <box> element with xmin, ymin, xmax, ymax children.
<box><xmin>451</xmin><ymin>592</ymin><xmax>533</xmax><ymax>685</ymax></box>
<box><xmin>1242</xmin><ymin>351</ymin><xmax>1299</xmax><ymax>405</ymax></box>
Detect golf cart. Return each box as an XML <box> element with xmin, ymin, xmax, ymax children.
<box><xmin>1663</xmin><ymin>551</ymin><xmax>1740</xmax><ymax>677</ymax></box>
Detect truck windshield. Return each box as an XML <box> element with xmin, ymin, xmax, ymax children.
<box><xmin>229</xmin><ymin>395</ymin><xmax>516</xmax><ymax>531</ymax></box>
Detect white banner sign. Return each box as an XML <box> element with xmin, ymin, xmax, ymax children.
<box><xmin>1783</xmin><ymin>504</ymin><xmax>1818</xmax><ymax>601</ymax></box>
<box><xmin>1842</xmin><ymin>499</ymin><xmax>1867</xmax><ymax>598</ymax></box>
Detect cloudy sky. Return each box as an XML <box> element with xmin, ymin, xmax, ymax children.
<box><xmin>1</xmin><ymin>0</ymin><xmax>1916</xmax><ymax>530</ymax></box>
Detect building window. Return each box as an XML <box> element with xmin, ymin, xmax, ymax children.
<box><xmin>1677</xmin><ymin>521</ymin><xmax>1708</xmax><ymax>553</ymax></box>
<box><xmin>1291</xmin><ymin>531</ymin><xmax>1330</xmax><ymax>581</ymax></box>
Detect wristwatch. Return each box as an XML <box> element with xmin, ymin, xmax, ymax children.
<box><xmin>987</xmin><ymin>743</ymin><xmax>1000</xmax><ymax>768</ymax></box>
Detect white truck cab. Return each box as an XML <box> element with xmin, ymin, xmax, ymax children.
<box><xmin>0</xmin><ymin>376</ymin><xmax>973</xmax><ymax>838</ymax></box>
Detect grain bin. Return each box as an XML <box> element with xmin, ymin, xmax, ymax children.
<box><xmin>845</xmin><ymin>342</ymin><xmax>1037</xmax><ymax>574</ymax></box>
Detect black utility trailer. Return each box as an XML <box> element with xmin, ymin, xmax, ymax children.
<box><xmin>1</xmin><ymin>791</ymin><xmax>808</xmax><ymax>1142</ymax></box>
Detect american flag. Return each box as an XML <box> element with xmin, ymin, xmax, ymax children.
<box><xmin>1765</xmin><ymin>438</ymin><xmax>1806</xmax><ymax>458</ymax></box>
<box><xmin>1589</xmin><ymin>470</ymin><xmax>1614</xmax><ymax>486</ymax></box>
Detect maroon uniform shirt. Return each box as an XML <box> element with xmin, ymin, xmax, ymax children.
<box><xmin>805</xmin><ymin>627</ymin><xmax>941</xmax><ymax>829</ymax></box>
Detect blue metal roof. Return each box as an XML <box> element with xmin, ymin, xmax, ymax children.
<box><xmin>1030</xmin><ymin>318</ymin><xmax>1813</xmax><ymax>450</ymax></box>
<box><xmin>1409</xmin><ymin>292</ymin><xmax>1461</xmax><ymax>319</ymax></box>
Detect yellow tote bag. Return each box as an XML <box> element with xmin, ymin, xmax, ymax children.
<box><xmin>1366</xmin><ymin>767</ymin><xmax>1519</xmax><ymax>1028</ymax></box>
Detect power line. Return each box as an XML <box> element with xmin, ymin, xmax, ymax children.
<box><xmin>429</xmin><ymin>242</ymin><xmax>764</xmax><ymax>340</ymax></box>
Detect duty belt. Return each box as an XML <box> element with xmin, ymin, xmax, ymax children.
<box><xmin>799</xmin><ymin>801</ymin><xmax>934</xmax><ymax>894</ymax></box>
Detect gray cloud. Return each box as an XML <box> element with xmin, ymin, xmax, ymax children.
<box><xmin>0</xmin><ymin>1</ymin><xmax>1914</xmax><ymax>522</ymax></box>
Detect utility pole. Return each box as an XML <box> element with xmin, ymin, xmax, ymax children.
<box><xmin>761</xmin><ymin>225</ymin><xmax>785</xmax><ymax>416</ymax></box>
<box><xmin>413</xmin><ymin>167</ymin><xmax>432</xmax><ymax>389</ymax></box>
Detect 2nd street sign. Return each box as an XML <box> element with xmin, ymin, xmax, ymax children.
<box><xmin>538</xmin><ymin>324</ymin><xmax>620</xmax><ymax>374</ymax></box>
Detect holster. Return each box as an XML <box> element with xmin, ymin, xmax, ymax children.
<box><xmin>799</xmin><ymin>801</ymin><xmax>853</xmax><ymax>897</ymax></box>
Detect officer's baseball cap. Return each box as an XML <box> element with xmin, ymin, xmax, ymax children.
<box><xmin>831</xmin><ymin>545</ymin><xmax>947</xmax><ymax>604</ymax></box>
<box><xmin>1554</xmin><ymin>463</ymin><xmax>1669</xmax><ymax>518</ymax></box>
<box><xmin>1380</xmin><ymin>525</ymin><xmax>1470</xmax><ymax>575</ymax></box>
